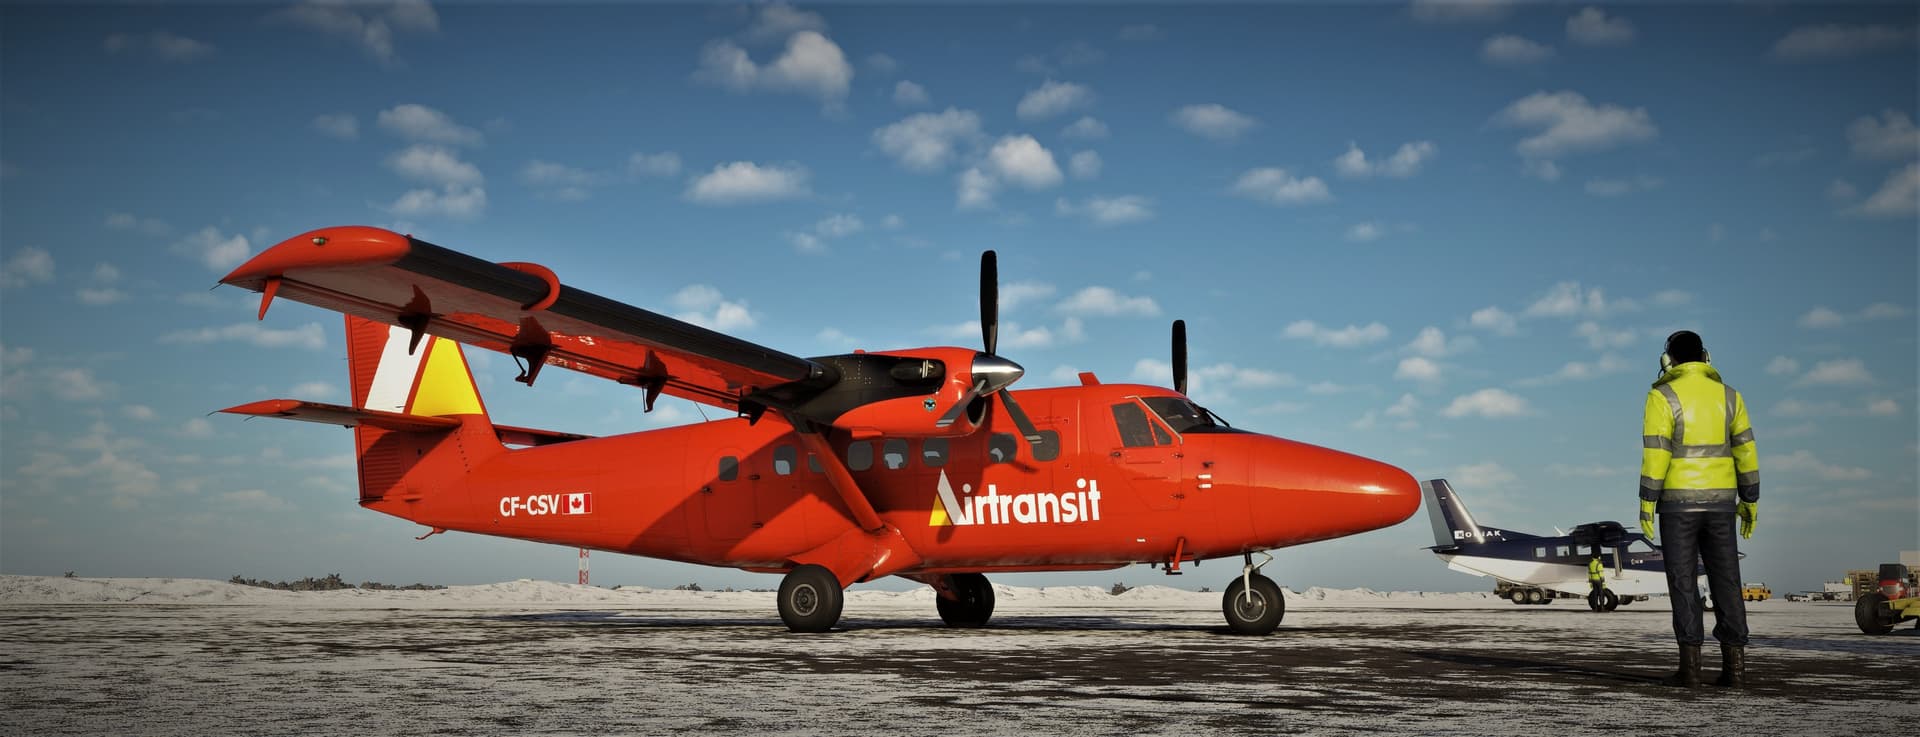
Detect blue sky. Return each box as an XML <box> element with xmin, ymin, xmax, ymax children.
<box><xmin>2</xmin><ymin>2</ymin><xmax>1914</xmax><ymax>594</ymax></box>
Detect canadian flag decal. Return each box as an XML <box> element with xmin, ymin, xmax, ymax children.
<box><xmin>565</xmin><ymin>492</ymin><xmax>593</xmax><ymax>515</ymax></box>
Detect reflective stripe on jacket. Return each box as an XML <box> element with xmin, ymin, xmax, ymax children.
<box><xmin>1639</xmin><ymin>362</ymin><xmax>1759</xmax><ymax>512</ymax></box>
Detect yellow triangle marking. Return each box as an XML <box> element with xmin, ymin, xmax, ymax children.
<box><xmin>409</xmin><ymin>338</ymin><xmax>484</xmax><ymax>417</ymax></box>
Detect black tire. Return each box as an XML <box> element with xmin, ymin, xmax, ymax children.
<box><xmin>936</xmin><ymin>573</ymin><xmax>995</xmax><ymax>628</ymax></box>
<box><xmin>1524</xmin><ymin>588</ymin><xmax>1542</xmax><ymax>605</ymax></box>
<box><xmin>1855</xmin><ymin>592</ymin><xmax>1895</xmax><ymax>635</ymax></box>
<box><xmin>1600</xmin><ymin>589</ymin><xmax>1619</xmax><ymax>612</ymax></box>
<box><xmin>1509</xmin><ymin>589</ymin><xmax>1528</xmax><ymax>605</ymax></box>
<box><xmin>1618</xmin><ymin>596</ymin><xmax>1634</xmax><ymax>607</ymax></box>
<box><xmin>1222</xmin><ymin>574</ymin><xmax>1285</xmax><ymax>635</ymax></box>
<box><xmin>1587</xmin><ymin>592</ymin><xmax>1603</xmax><ymax>611</ymax></box>
<box><xmin>778</xmin><ymin>564</ymin><xmax>844</xmax><ymax>633</ymax></box>
<box><xmin>1540</xmin><ymin>594</ymin><xmax>1554</xmax><ymax>605</ymax></box>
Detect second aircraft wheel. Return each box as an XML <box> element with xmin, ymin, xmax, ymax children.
<box><xmin>778</xmin><ymin>564</ymin><xmax>844</xmax><ymax>633</ymax></box>
<box><xmin>935</xmin><ymin>573</ymin><xmax>996</xmax><ymax>628</ymax></box>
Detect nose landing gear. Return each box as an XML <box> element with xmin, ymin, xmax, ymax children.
<box><xmin>1222</xmin><ymin>552</ymin><xmax>1285</xmax><ymax>635</ymax></box>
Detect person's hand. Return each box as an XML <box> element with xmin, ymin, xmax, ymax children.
<box><xmin>1639</xmin><ymin>499</ymin><xmax>1657</xmax><ymax>540</ymax></box>
<box><xmin>1737</xmin><ymin>502</ymin><xmax>1758</xmax><ymax>539</ymax></box>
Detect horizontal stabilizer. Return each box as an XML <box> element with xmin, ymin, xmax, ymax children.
<box><xmin>494</xmin><ymin>424</ymin><xmax>594</xmax><ymax>447</ymax></box>
<box><xmin>219</xmin><ymin>399</ymin><xmax>460</xmax><ymax>432</ymax></box>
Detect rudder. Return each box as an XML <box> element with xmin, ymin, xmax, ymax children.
<box><xmin>344</xmin><ymin>316</ymin><xmax>496</xmax><ymax>502</ymax></box>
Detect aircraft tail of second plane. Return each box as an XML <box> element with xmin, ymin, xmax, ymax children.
<box><xmin>1422</xmin><ymin>479</ymin><xmax>1540</xmax><ymax>549</ymax></box>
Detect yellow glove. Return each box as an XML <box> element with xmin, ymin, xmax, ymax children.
<box><xmin>1737</xmin><ymin>502</ymin><xmax>1757</xmax><ymax>539</ymax></box>
<box><xmin>1639</xmin><ymin>500</ymin><xmax>1657</xmax><ymax>540</ymax></box>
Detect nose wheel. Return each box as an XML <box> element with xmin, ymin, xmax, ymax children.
<box><xmin>778</xmin><ymin>564</ymin><xmax>845</xmax><ymax>633</ymax></box>
<box><xmin>1222</xmin><ymin>553</ymin><xmax>1285</xmax><ymax>635</ymax></box>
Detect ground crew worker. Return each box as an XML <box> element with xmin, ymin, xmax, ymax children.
<box><xmin>1588</xmin><ymin>556</ymin><xmax>1605</xmax><ymax>593</ymax></box>
<box><xmin>1638</xmin><ymin>330</ymin><xmax>1759</xmax><ymax>688</ymax></box>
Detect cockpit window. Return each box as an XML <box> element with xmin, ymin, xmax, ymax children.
<box><xmin>1110</xmin><ymin>402</ymin><xmax>1157</xmax><ymax>448</ymax></box>
<box><xmin>1141</xmin><ymin>397</ymin><xmax>1233</xmax><ymax>434</ymax></box>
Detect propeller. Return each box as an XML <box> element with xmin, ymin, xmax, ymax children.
<box><xmin>1172</xmin><ymin>319</ymin><xmax>1188</xmax><ymax>395</ymax></box>
<box><xmin>933</xmin><ymin>251</ymin><xmax>1042</xmax><ymax>445</ymax></box>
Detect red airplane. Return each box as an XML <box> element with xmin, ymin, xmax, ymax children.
<box><xmin>217</xmin><ymin>226</ymin><xmax>1420</xmax><ymax>634</ymax></box>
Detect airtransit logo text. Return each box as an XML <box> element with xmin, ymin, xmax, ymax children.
<box><xmin>929</xmin><ymin>470</ymin><xmax>1103</xmax><ymax>527</ymax></box>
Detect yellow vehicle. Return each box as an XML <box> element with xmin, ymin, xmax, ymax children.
<box><xmin>1741</xmin><ymin>582</ymin><xmax>1771</xmax><ymax>602</ymax></box>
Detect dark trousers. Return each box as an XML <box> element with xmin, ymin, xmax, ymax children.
<box><xmin>1660</xmin><ymin>511</ymin><xmax>1749</xmax><ymax>646</ymax></box>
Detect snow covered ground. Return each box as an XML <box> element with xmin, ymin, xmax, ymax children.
<box><xmin>3</xmin><ymin>576</ymin><xmax>1913</xmax><ymax>736</ymax></box>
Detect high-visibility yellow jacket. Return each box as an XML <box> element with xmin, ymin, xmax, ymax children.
<box><xmin>1588</xmin><ymin>557</ymin><xmax>1604</xmax><ymax>582</ymax></box>
<box><xmin>1640</xmin><ymin>362</ymin><xmax>1759</xmax><ymax>512</ymax></box>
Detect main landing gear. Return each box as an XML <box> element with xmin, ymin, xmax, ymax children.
<box><xmin>778</xmin><ymin>564</ymin><xmax>844</xmax><ymax>633</ymax></box>
<box><xmin>936</xmin><ymin>573</ymin><xmax>996</xmax><ymax>628</ymax></box>
<box><xmin>1222</xmin><ymin>552</ymin><xmax>1285</xmax><ymax>635</ymax></box>
<box><xmin>1587</xmin><ymin>587</ymin><xmax>1620</xmax><ymax>612</ymax></box>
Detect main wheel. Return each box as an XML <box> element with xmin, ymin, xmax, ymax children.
<box><xmin>778</xmin><ymin>564</ymin><xmax>844</xmax><ymax>633</ymax></box>
<box><xmin>936</xmin><ymin>573</ymin><xmax>995</xmax><ymax>628</ymax></box>
<box><xmin>1222</xmin><ymin>574</ymin><xmax>1285</xmax><ymax>635</ymax></box>
<box><xmin>1855</xmin><ymin>592</ymin><xmax>1895</xmax><ymax>635</ymax></box>
<box><xmin>1524</xmin><ymin>588</ymin><xmax>1542</xmax><ymax>605</ymax></box>
<box><xmin>1618</xmin><ymin>596</ymin><xmax>1634</xmax><ymax>607</ymax></box>
<box><xmin>1509</xmin><ymin>589</ymin><xmax>1528</xmax><ymax>605</ymax></box>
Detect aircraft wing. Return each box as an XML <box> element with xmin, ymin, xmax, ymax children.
<box><xmin>220</xmin><ymin>227</ymin><xmax>830</xmax><ymax>412</ymax></box>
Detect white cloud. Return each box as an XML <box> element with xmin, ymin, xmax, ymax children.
<box><xmin>1230</xmin><ymin>168</ymin><xmax>1331</xmax><ymax>206</ymax></box>
<box><xmin>1117</xmin><ymin>24</ymin><xmax>1163</xmax><ymax>41</ymax></box>
<box><xmin>671</xmin><ymin>285</ymin><xmax>756</xmax><ymax>331</ymax></box>
<box><xmin>1861</xmin><ymin>302</ymin><xmax>1910</xmax><ymax>320</ymax></box>
<box><xmin>1334</xmin><ymin>141</ymin><xmax>1438</xmax><ymax>179</ymax></box>
<box><xmin>694</xmin><ymin>31</ymin><xmax>854</xmax><ymax>108</ymax></box>
<box><xmin>1495</xmin><ymin>90</ymin><xmax>1657</xmax><ymax>159</ymax></box>
<box><xmin>1769</xmin><ymin>450</ymin><xmax>1872</xmax><ymax>481</ymax></box>
<box><xmin>1057</xmin><ymin>286</ymin><xmax>1160</xmax><ymax>317</ymax></box>
<box><xmin>1061</xmin><ymin>116</ymin><xmax>1109</xmax><ymax>140</ymax></box>
<box><xmin>1410</xmin><ymin>0</ymin><xmax>1513</xmax><ymax>23</ymax></box>
<box><xmin>1405</xmin><ymin>326</ymin><xmax>1475</xmax><ymax>357</ymax></box>
<box><xmin>1765</xmin><ymin>356</ymin><xmax>1800</xmax><ymax>376</ymax></box>
<box><xmin>1</xmin><ymin>247</ymin><xmax>55</xmax><ymax>288</ymax></box>
<box><xmin>1016</xmin><ymin>80</ymin><xmax>1095</xmax><ymax>121</ymax></box>
<box><xmin>1829</xmin><ymin>179</ymin><xmax>1859</xmax><ymax>201</ymax></box>
<box><xmin>388</xmin><ymin>145</ymin><xmax>482</xmax><ymax>188</ymax></box>
<box><xmin>1469</xmin><ymin>306</ymin><xmax>1517</xmax><ymax>335</ymax></box>
<box><xmin>1441</xmin><ymin>388</ymin><xmax>1533</xmax><ymax>418</ymax></box>
<box><xmin>1650</xmin><ymin>289</ymin><xmax>1692</xmax><ymax>307</ymax></box>
<box><xmin>1774</xmin><ymin>398</ymin><xmax>1907</xmax><ymax>418</ymax></box>
<box><xmin>987</xmin><ymin>135</ymin><xmax>1063</xmax><ymax>189</ymax></box>
<box><xmin>1848</xmin><ymin>162</ymin><xmax>1919</xmax><ymax>218</ymax></box>
<box><xmin>159</xmin><ymin>322</ymin><xmax>327</xmax><ymax>351</ymax></box>
<box><xmin>1068</xmin><ymin>151</ymin><xmax>1102</xmax><ymax>180</ymax></box>
<box><xmin>1170</xmin><ymin>104</ymin><xmax>1257</xmax><ymax>141</ymax></box>
<box><xmin>1</xmin><ymin>344</ymin><xmax>33</xmax><ymax>367</ymax></box>
<box><xmin>1346</xmin><ymin>223</ymin><xmax>1384</xmax><ymax>243</ymax></box>
<box><xmin>1451</xmin><ymin>461</ymin><xmax>1518</xmax><ymax>491</ymax></box>
<box><xmin>999</xmin><ymin>282</ymin><xmax>1058</xmax><ymax>311</ymax></box>
<box><xmin>377</xmin><ymin>104</ymin><xmax>482</xmax><ymax>146</ymax></box>
<box><xmin>625</xmin><ymin>151</ymin><xmax>682</xmax><ymax>178</ymax></box>
<box><xmin>1798</xmin><ymin>306</ymin><xmax>1846</xmax><ymax>329</ymax></box>
<box><xmin>893</xmin><ymin>80</ymin><xmax>929</xmax><ymax>107</ymax></box>
<box><xmin>1056</xmin><ymin>195</ymin><xmax>1153</xmax><ymax>226</ymax></box>
<box><xmin>521</xmin><ymin>160</ymin><xmax>603</xmax><ymax>201</ymax></box>
<box><xmin>1385</xmin><ymin>393</ymin><xmax>1420</xmax><ymax>418</ymax></box>
<box><xmin>956</xmin><ymin>167</ymin><xmax>997</xmax><ymax>210</ymax></box>
<box><xmin>1521</xmin><ymin>353</ymin><xmax>1630</xmax><ymax>385</ymax></box>
<box><xmin>311</xmin><ymin>113</ymin><xmax>358</xmax><ymax>140</ymax></box>
<box><xmin>787</xmin><ymin>213</ymin><xmax>865</xmax><ymax>254</ymax></box>
<box><xmin>1771</xmin><ymin>24</ymin><xmax>1915</xmax><ymax>62</ymax></box>
<box><xmin>1481</xmin><ymin>35</ymin><xmax>1555</xmax><ymax>65</ymax></box>
<box><xmin>1573</xmin><ymin>321</ymin><xmax>1635</xmax><ymax>350</ymax></box>
<box><xmin>1584</xmin><ymin>175</ymin><xmax>1664</xmax><ymax>197</ymax></box>
<box><xmin>217</xmin><ymin>489</ymin><xmax>292</xmax><ymax>511</ymax></box>
<box><xmin>1522</xmin><ymin>281</ymin><xmax>1628</xmax><ymax>319</ymax></box>
<box><xmin>104</xmin><ymin>212</ymin><xmax>171</xmax><ymax>236</ymax></box>
<box><xmin>104</xmin><ymin>30</ymin><xmax>215</xmax><ymax>62</ymax></box>
<box><xmin>1795</xmin><ymin>358</ymin><xmax>1874</xmax><ymax>386</ymax></box>
<box><xmin>386</xmin><ymin>187</ymin><xmax>487</xmax><ymax>219</ymax></box>
<box><xmin>1396</xmin><ymin>356</ymin><xmax>1443</xmax><ymax>382</ymax></box>
<box><xmin>1282</xmin><ymin>320</ymin><xmax>1389</xmax><ymax>348</ymax></box>
<box><xmin>290</xmin><ymin>381</ymin><xmax>340</xmax><ymax>399</ymax></box>
<box><xmin>123</xmin><ymin>404</ymin><xmax>156</xmax><ymax>421</ymax></box>
<box><xmin>865</xmin><ymin>53</ymin><xmax>899</xmax><ymax>75</ymax></box>
<box><xmin>685</xmin><ymin>161</ymin><xmax>811</xmax><ymax>204</ymax></box>
<box><xmin>1566</xmin><ymin>7</ymin><xmax>1635</xmax><ymax>46</ymax></box>
<box><xmin>181</xmin><ymin>417</ymin><xmax>215</xmax><ymax>439</ymax></box>
<box><xmin>1306</xmin><ymin>381</ymin><xmax>1358</xmax><ymax>395</ymax></box>
<box><xmin>1868</xmin><ymin>398</ymin><xmax>1900</xmax><ymax>416</ymax></box>
<box><xmin>77</xmin><ymin>288</ymin><xmax>128</xmax><ymax>305</ymax></box>
<box><xmin>46</xmin><ymin>368</ymin><xmax>111</xmax><ymax>401</ymax></box>
<box><xmin>1546</xmin><ymin>463</ymin><xmax>1617</xmax><ymax>479</ymax></box>
<box><xmin>743</xmin><ymin>3</ymin><xmax>826</xmax><ymax>43</ymax></box>
<box><xmin>172</xmin><ymin>227</ymin><xmax>251</xmax><ymax>271</ymax></box>
<box><xmin>1845</xmin><ymin>110</ymin><xmax>1919</xmax><ymax>160</ymax></box>
<box><xmin>1523</xmin><ymin>158</ymin><xmax>1562</xmax><ymax>182</ymax></box>
<box><xmin>872</xmin><ymin>108</ymin><xmax>985</xmax><ymax>172</ymax></box>
<box><xmin>272</xmin><ymin>0</ymin><xmax>438</xmax><ymax>65</ymax></box>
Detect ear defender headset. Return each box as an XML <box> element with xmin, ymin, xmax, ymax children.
<box><xmin>1659</xmin><ymin>330</ymin><xmax>1710</xmax><ymax>373</ymax></box>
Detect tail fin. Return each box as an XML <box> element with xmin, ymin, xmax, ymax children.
<box><xmin>344</xmin><ymin>316</ymin><xmax>497</xmax><ymax>502</ymax></box>
<box><xmin>1423</xmin><ymin>478</ymin><xmax>1538</xmax><ymax>548</ymax></box>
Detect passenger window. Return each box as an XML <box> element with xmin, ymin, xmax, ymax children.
<box><xmin>882</xmin><ymin>439</ymin><xmax>909</xmax><ymax>470</ymax></box>
<box><xmin>1534</xmin><ymin>547</ymin><xmax>1547</xmax><ymax>558</ymax></box>
<box><xmin>847</xmin><ymin>441</ymin><xmax>873</xmax><ymax>471</ymax></box>
<box><xmin>1575</xmin><ymin>545</ymin><xmax>1592</xmax><ymax>556</ymax></box>
<box><xmin>989</xmin><ymin>433</ymin><xmax>1017</xmax><ymax>463</ymax></box>
<box><xmin>773</xmin><ymin>445</ymin><xmax>796</xmax><ymax>476</ymax></box>
<box><xmin>807</xmin><ymin>454</ymin><xmax>823</xmax><ymax>473</ymax></box>
<box><xmin>1555</xmin><ymin>545</ymin><xmax>1571</xmax><ymax>557</ymax></box>
<box><xmin>1032</xmin><ymin>430</ymin><xmax>1061</xmax><ymax>462</ymax></box>
<box><xmin>922</xmin><ymin>438</ymin><xmax>949</xmax><ymax>467</ymax></box>
<box><xmin>719</xmin><ymin>456</ymin><xmax>739</xmax><ymax>482</ymax></box>
<box><xmin>1111</xmin><ymin>402</ymin><xmax>1156</xmax><ymax>448</ymax></box>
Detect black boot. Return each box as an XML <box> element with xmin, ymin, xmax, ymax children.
<box><xmin>1715</xmin><ymin>645</ymin><xmax>1745</xmax><ymax>688</ymax></box>
<box><xmin>1661</xmin><ymin>644</ymin><xmax>1702</xmax><ymax>687</ymax></box>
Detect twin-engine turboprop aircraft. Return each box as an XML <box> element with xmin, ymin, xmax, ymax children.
<box><xmin>217</xmin><ymin>226</ymin><xmax>1420</xmax><ymax>634</ymax></box>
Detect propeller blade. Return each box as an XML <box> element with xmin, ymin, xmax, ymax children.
<box><xmin>1172</xmin><ymin>319</ymin><xmax>1188</xmax><ymax>395</ymax></box>
<box><xmin>933</xmin><ymin>380</ymin><xmax>987</xmax><ymax>429</ymax></box>
<box><xmin>981</xmin><ymin>250</ymin><xmax>998</xmax><ymax>356</ymax></box>
<box><xmin>997</xmin><ymin>389</ymin><xmax>1043</xmax><ymax>443</ymax></box>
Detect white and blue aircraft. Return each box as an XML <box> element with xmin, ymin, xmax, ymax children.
<box><xmin>1422</xmin><ymin>479</ymin><xmax>1672</xmax><ymax>611</ymax></box>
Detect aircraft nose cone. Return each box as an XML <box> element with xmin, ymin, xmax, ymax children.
<box><xmin>1248</xmin><ymin>439</ymin><xmax>1421</xmax><ymax>544</ymax></box>
<box><xmin>971</xmin><ymin>353</ymin><xmax>1025</xmax><ymax>393</ymax></box>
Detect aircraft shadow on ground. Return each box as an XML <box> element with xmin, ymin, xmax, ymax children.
<box><xmin>477</xmin><ymin>610</ymin><xmax>1266</xmax><ymax>636</ymax></box>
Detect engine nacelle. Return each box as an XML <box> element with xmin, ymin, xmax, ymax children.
<box><xmin>795</xmin><ymin>347</ymin><xmax>993</xmax><ymax>438</ymax></box>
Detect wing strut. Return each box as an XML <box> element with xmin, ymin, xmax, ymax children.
<box><xmin>791</xmin><ymin>420</ymin><xmax>884</xmax><ymax>533</ymax></box>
